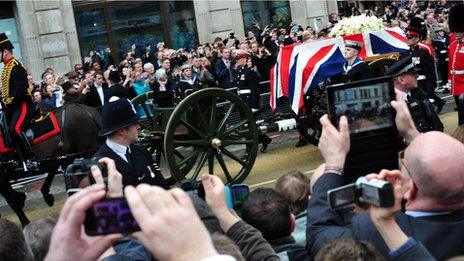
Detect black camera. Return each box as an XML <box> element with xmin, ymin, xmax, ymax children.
<box><xmin>327</xmin><ymin>176</ymin><xmax>394</xmax><ymax>210</ymax></box>
<box><xmin>179</xmin><ymin>180</ymin><xmax>205</xmax><ymax>199</ymax></box>
<box><xmin>64</xmin><ymin>158</ymin><xmax>107</xmax><ymax>196</ymax></box>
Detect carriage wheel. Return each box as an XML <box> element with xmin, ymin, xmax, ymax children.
<box><xmin>164</xmin><ymin>88</ymin><xmax>258</xmax><ymax>184</ymax></box>
<box><xmin>297</xmin><ymin>123</ymin><xmax>321</xmax><ymax>146</ymax></box>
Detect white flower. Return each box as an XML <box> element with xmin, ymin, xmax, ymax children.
<box><xmin>330</xmin><ymin>14</ymin><xmax>385</xmax><ymax>37</ymax></box>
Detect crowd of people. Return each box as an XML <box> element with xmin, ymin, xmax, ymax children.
<box><xmin>2</xmin><ymin>0</ymin><xmax>464</xmax><ymax>261</ymax></box>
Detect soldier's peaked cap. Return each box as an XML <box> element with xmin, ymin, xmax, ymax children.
<box><xmin>235</xmin><ymin>50</ymin><xmax>250</xmax><ymax>60</ymax></box>
<box><xmin>406</xmin><ymin>17</ymin><xmax>427</xmax><ymax>38</ymax></box>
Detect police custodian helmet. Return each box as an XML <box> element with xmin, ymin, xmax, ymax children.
<box><xmin>99</xmin><ymin>98</ymin><xmax>140</xmax><ymax>136</ymax></box>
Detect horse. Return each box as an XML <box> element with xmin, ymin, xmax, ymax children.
<box><xmin>0</xmin><ymin>103</ymin><xmax>102</xmax><ymax>226</ymax></box>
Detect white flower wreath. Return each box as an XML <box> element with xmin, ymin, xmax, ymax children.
<box><xmin>330</xmin><ymin>14</ymin><xmax>384</xmax><ymax>37</ymax></box>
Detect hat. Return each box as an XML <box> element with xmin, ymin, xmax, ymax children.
<box><xmin>406</xmin><ymin>17</ymin><xmax>427</xmax><ymax>39</ymax></box>
<box><xmin>449</xmin><ymin>4</ymin><xmax>464</xmax><ymax>33</ymax></box>
<box><xmin>180</xmin><ymin>64</ymin><xmax>192</xmax><ymax>71</ymax></box>
<box><xmin>99</xmin><ymin>98</ymin><xmax>140</xmax><ymax>136</ymax></box>
<box><xmin>235</xmin><ymin>50</ymin><xmax>250</xmax><ymax>60</ymax></box>
<box><xmin>65</xmin><ymin>70</ymin><xmax>78</xmax><ymax>78</ymax></box>
<box><xmin>385</xmin><ymin>56</ymin><xmax>421</xmax><ymax>76</ymax></box>
<box><xmin>61</xmin><ymin>81</ymin><xmax>73</xmax><ymax>91</ymax></box>
<box><xmin>108</xmin><ymin>69</ymin><xmax>121</xmax><ymax>83</ymax></box>
<box><xmin>345</xmin><ymin>40</ymin><xmax>363</xmax><ymax>51</ymax></box>
<box><xmin>0</xmin><ymin>33</ymin><xmax>14</xmax><ymax>51</ymax></box>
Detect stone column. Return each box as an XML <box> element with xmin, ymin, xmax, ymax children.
<box><xmin>193</xmin><ymin>0</ymin><xmax>245</xmax><ymax>44</ymax></box>
<box><xmin>14</xmin><ymin>0</ymin><xmax>81</xmax><ymax>80</ymax></box>
<box><xmin>289</xmin><ymin>0</ymin><xmax>338</xmax><ymax>32</ymax></box>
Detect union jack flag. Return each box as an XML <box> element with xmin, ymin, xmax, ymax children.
<box><xmin>270</xmin><ymin>27</ymin><xmax>410</xmax><ymax>113</ymax></box>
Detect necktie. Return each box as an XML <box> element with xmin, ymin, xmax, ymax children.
<box><xmin>125</xmin><ymin>147</ymin><xmax>132</xmax><ymax>165</ymax></box>
<box><xmin>406</xmin><ymin>94</ymin><xmax>413</xmax><ymax>103</ymax></box>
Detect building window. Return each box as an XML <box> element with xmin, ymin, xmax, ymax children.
<box><xmin>165</xmin><ymin>1</ymin><xmax>198</xmax><ymax>50</ymax></box>
<box><xmin>74</xmin><ymin>9</ymin><xmax>110</xmax><ymax>62</ymax></box>
<box><xmin>109</xmin><ymin>2</ymin><xmax>164</xmax><ymax>58</ymax></box>
<box><xmin>73</xmin><ymin>1</ymin><xmax>198</xmax><ymax>63</ymax></box>
<box><xmin>240</xmin><ymin>1</ymin><xmax>291</xmax><ymax>37</ymax></box>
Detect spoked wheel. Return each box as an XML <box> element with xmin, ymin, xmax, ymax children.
<box><xmin>164</xmin><ymin>88</ymin><xmax>258</xmax><ymax>184</ymax></box>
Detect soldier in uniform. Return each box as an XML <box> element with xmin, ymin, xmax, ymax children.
<box><xmin>406</xmin><ymin>17</ymin><xmax>446</xmax><ymax>113</ymax></box>
<box><xmin>432</xmin><ymin>27</ymin><xmax>450</xmax><ymax>88</ymax></box>
<box><xmin>93</xmin><ymin>98</ymin><xmax>169</xmax><ymax>188</ymax></box>
<box><xmin>0</xmin><ymin>33</ymin><xmax>35</xmax><ymax>169</ymax></box>
<box><xmin>233</xmin><ymin>51</ymin><xmax>271</xmax><ymax>152</ymax></box>
<box><xmin>386</xmin><ymin>56</ymin><xmax>443</xmax><ymax>133</ymax></box>
<box><xmin>342</xmin><ymin>40</ymin><xmax>372</xmax><ymax>82</ymax></box>
<box><xmin>448</xmin><ymin>4</ymin><xmax>464</xmax><ymax>125</ymax></box>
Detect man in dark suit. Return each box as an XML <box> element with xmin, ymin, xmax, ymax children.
<box><xmin>105</xmin><ymin>69</ymin><xmax>133</xmax><ymax>101</ymax></box>
<box><xmin>214</xmin><ymin>47</ymin><xmax>234</xmax><ymax>89</ymax></box>
<box><xmin>307</xmin><ymin>100</ymin><xmax>464</xmax><ymax>259</ymax></box>
<box><xmin>82</xmin><ymin>72</ymin><xmax>108</xmax><ymax>108</ymax></box>
<box><xmin>93</xmin><ymin>98</ymin><xmax>168</xmax><ymax>188</ymax></box>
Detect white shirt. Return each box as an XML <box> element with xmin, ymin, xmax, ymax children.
<box><xmin>395</xmin><ymin>88</ymin><xmax>411</xmax><ymax>102</ymax></box>
<box><xmin>95</xmin><ymin>84</ymin><xmax>105</xmax><ymax>105</ymax></box>
<box><xmin>405</xmin><ymin>210</ymin><xmax>451</xmax><ymax>217</ymax></box>
<box><xmin>106</xmin><ymin>139</ymin><xmax>130</xmax><ymax>162</ymax></box>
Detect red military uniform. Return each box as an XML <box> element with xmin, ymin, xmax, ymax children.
<box><xmin>449</xmin><ymin>39</ymin><xmax>464</xmax><ymax>96</ymax></box>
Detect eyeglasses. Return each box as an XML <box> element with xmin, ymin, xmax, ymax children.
<box><xmin>398</xmin><ymin>150</ymin><xmax>413</xmax><ymax>178</ymax></box>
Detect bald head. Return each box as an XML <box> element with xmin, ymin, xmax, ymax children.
<box><xmin>405</xmin><ymin>132</ymin><xmax>464</xmax><ymax>208</ymax></box>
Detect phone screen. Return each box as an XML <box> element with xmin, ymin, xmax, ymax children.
<box><xmin>84</xmin><ymin>197</ymin><xmax>140</xmax><ymax>236</ymax></box>
<box><xmin>230</xmin><ymin>184</ymin><xmax>250</xmax><ymax>209</ymax></box>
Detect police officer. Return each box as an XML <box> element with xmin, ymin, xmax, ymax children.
<box><xmin>233</xmin><ymin>50</ymin><xmax>271</xmax><ymax>152</ymax></box>
<box><xmin>342</xmin><ymin>40</ymin><xmax>372</xmax><ymax>82</ymax></box>
<box><xmin>448</xmin><ymin>4</ymin><xmax>464</xmax><ymax>125</ymax></box>
<box><xmin>0</xmin><ymin>33</ymin><xmax>35</xmax><ymax>170</ymax></box>
<box><xmin>406</xmin><ymin>17</ymin><xmax>446</xmax><ymax>113</ymax></box>
<box><xmin>93</xmin><ymin>98</ymin><xmax>169</xmax><ymax>188</ymax></box>
<box><xmin>386</xmin><ymin>56</ymin><xmax>443</xmax><ymax>133</ymax></box>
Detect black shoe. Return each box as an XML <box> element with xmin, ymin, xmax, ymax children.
<box><xmin>295</xmin><ymin>139</ymin><xmax>309</xmax><ymax>148</ymax></box>
<box><xmin>455</xmin><ymin>107</ymin><xmax>458</xmax><ymax>111</ymax></box>
<box><xmin>260</xmin><ymin>136</ymin><xmax>272</xmax><ymax>153</ymax></box>
<box><xmin>435</xmin><ymin>99</ymin><xmax>446</xmax><ymax>114</ymax></box>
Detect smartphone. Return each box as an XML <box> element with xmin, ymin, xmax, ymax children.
<box><xmin>84</xmin><ymin>197</ymin><xmax>140</xmax><ymax>236</ymax></box>
<box><xmin>229</xmin><ymin>184</ymin><xmax>249</xmax><ymax>209</ymax></box>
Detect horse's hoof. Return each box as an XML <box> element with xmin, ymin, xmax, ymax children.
<box><xmin>44</xmin><ymin>194</ymin><xmax>55</xmax><ymax>207</ymax></box>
